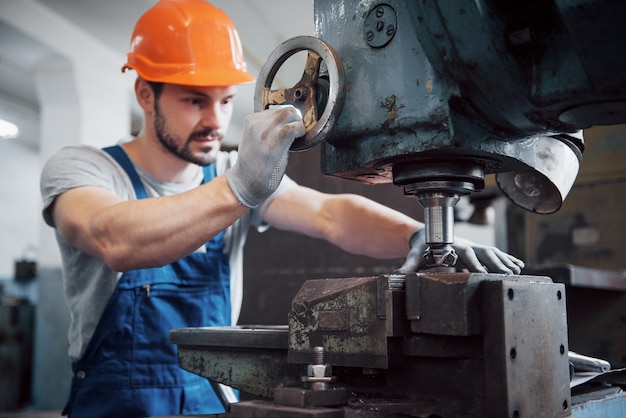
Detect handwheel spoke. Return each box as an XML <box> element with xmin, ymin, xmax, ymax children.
<box><xmin>296</xmin><ymin>51</ymin><xmax>323</xmax><ymax>129</ymax></box>
<box><xmin>301</xmin><ymin>50</ymin><xmax>322</xmax><ymax>84</ymax></box>
<box><xmin>265</xmin><ymin>89</ymin><xmax>288</xmax><ymax>106</ymax></box>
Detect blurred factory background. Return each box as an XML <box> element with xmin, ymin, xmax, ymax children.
<box><xmin>0</xmin><ymin>0</ymin><xmax>624</xmax><ymax>415</ymax></box>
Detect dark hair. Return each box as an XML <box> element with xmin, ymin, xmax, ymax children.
<box><xmin>146</xmin><ymin>81</ymin><xmax>165</xmax><ymax>100</ymax></box>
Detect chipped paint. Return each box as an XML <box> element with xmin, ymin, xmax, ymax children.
<box><xmin>381</xmin><ymin>95</ymin><xmax>398</xmax><ymax>130</ymax></box>
<box><xmin>426</xmin><ymin>78</ymin><xmax>433</xmax><ymax>94</ymax></box>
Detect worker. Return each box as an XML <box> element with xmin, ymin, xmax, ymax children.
<box><xmin>39</xmin><ymin>1</ymin><xmax>524</xmax><ymax>417</ymax></box>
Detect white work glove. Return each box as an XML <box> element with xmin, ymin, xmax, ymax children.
<box><xmin>226</xmin><ymin>107</ymin><xmax>305</xmax><ymax>208</ymax></box>
<box><xmin>396</xmin><ymin>228</ymin><xmax>525</xmax><ymax>274</ymax></box>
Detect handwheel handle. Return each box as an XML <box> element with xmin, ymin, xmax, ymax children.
<box><xmin>254</xmin><ymin>36</ymin><xmax>346</xmax><ymax>151</ymax></box>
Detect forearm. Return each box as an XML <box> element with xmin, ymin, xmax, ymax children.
<box><xmin>56</xmin><ymin>175</ymin><xmax>247</xmax><ymax>271</ymax></box>
<box><xmin>266</xmin><ymin>187</ymin><xmax>422</xmax><ymax>259</ymax></box>
<box><xmin>321</xmin><ymin>194</ymin><xmax>422</xmax><ymax>258</ymax></box>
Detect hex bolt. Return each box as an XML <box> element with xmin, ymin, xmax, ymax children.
<box><xmin>303</xmin><ymin>346</ymin><xmax>335</xmax><ymax>390</ymax></box>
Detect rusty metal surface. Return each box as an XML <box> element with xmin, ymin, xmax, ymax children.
<box><xmin>405</xmin><ymin>272</ymin><xmax>551</xmax><ymax>336</ymax></box>
<box><xmin>172</xmin><ymin>274</ymin><xmax>574</xmax><ymax>417</ymax></box>
<box><xmin>176</xmin><ymin>346</ymin><xmax>300</xmax><ymax>399</ymax></box>
<box><xmin>286</xmin><ymin>274</ymin><xmax>571</xmax><ymax>417</ymax></box>
<box><xmin>481</xmin><ymin>279</ymin><xmax>571</xmax><ymax>417</ymax></box>
<box><xmin>170</xmin><ymin>326</ymin><xmax>299</xmax><ymax>399</ymax></box>
<box><xmin>288</xmin><ymin>277</ymin><xmax>397</xmax><ymax>369</ymax></box>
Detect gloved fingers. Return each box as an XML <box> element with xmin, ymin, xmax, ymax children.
<box><xmin>394</xmin><ymin>244</ymin><xmax>427</xmax><ymax>274</ymax></box>
<box><xmin>272</xmin><ymin>106</ymin><xmax>306</xmax><ymax>141</ymax></box>
<box><xmin>475</xmin><ymin>250</ymin><xmax>514</xmax><ymax>274</ymax></box>
<box><xmin>398</xmin><ymin>230</ymin><xmax>525</xmax><ymax>275</ymax></box>
<box><xmin>469</xmin><ymin>246</ymin><xmax>524</xmax><ymax>275</ymax></box>
<box><xmin>453</xmin><ymin>244</ymin><xmax>488</xmax><ymax>274</ymax></box>
<box><xmin>229</xmin><ymin>107</ymin><xmax>307</xmax><ymax>208</ymax></box>
<box><xmin>452</xmin><ymin>236</ymin><xmax>525</xmax><ymax>274</ymax></box>
<box><xmin>279</xmin><ymin>119</ymin><xmax>306</xmax><ymax>143</ymax></box>
<box><xmin>394</xmin><ymin>256</ymin><xmax>421</xmax><ymax>274</ymax></box>
<box><xmin>243</xmin><ymin>107</ymin><xmax>304</xmax><ymax>143</ymax></box>
<box><xmin>491</xmin><ymin>249</ymin><xmax>524</xmax><ymax>274</ymax></box>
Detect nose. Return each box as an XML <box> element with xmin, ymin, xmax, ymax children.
<box><xmin>200</xmin><ymin>103</ymin><xmax>223</xmax><ymax>130</ymax></box>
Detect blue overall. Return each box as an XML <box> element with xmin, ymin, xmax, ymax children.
<box><xmin>63</xmin><ymin>145</ymin><xmax>232</xmax><ymax>417</ymax></box>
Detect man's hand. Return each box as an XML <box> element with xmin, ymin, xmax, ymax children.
<box><xmin>226</xmin><ymin>107</ymin><xmax>305</xmax><ymax>208</ymax></box>
<box><xmin>396</xmin><ymin>228</ymin><xmax>525</xmax><ymax>274</ymax></box>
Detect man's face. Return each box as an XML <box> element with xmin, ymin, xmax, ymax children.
<box><xmin>153</xmin><ymin>84</ymin><xmax>237</xmax><ymax>166</ymax></box>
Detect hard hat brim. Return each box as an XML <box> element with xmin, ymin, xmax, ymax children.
<box><xmin>121</xmin><ymin>62</ymin><xmax>255</xmax><ymax>87</ymax></box>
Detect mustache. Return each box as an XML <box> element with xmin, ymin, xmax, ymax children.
<box><xmin>189</xmin><ymin>128</ymin><xmax>224</xmax><ymax>142</ymax></box>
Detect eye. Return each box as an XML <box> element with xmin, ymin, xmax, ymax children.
<box><xmin>187</xmin><ymin>97</ymin><xmax>204</xmax><ymax>106</ymax></box>
<box><xmin>222</xmin><ymin>96</ymin><xmax>235</xmax><ymax>107</ymax></box>
<box><xmin>181</xmin><ymin>94</ymin><xmax>207</xmax><ymax>107</ymax></box>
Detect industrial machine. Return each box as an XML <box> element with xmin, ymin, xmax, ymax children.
<box><xmin>170</xmin><ymin>1</ymin><xmax>626</xmax><ymax>416</ymax></box>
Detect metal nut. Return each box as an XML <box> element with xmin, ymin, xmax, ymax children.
<box><xmin>307</xmin><ymin>364</ymin><xmax>332</xmax><ymax>377</ymax></box>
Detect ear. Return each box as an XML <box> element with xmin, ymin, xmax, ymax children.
<box><xmin>135</xmin><ymin>77</ymin><xmax>155</xmax><ymax>114</ymax></box>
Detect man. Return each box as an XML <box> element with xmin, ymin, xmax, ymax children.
<box><xmin>40</xmin><ymin>1</ymin><xmax>524</xmax><ymax>417</ymax></box>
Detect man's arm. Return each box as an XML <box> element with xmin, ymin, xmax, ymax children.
<box><xmin>263</xmin><ymin>185</ymin><xmax>422</xmax><ymax>259</ymax></box>
<box><xmin>51</xmin><ymin>175</ymin><xmax>247</xmax><ymax>272</ymax></box>
<box><xmin>48</xmin><ymin>106</ymin><xmax>305</xmax><ymax>273</ymax></box>
<box><xmin>264</xmin><ymin>184</ymin><xmax>524</xmax><ymax>274</ymax></box>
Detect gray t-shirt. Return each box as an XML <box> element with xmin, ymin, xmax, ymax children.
<box><xmin>40</xmin><ymin>144</ymin><xmax>296</xmax><ymax>360</ymax></box>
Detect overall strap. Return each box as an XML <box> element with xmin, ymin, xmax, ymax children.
<box><xmin>103</xmin><ymin>145</ymin><xmax>222</xmax><ymax>250</ymax></box>
<box><xmin>102</xmin><ymin>145</ymin><xmax>148</xmax><ymax>199</ymax></box>
<box><xmin>104</xmin><ymin>145</ymin><xmax>217</xmax><ymax>197</ymax></box>
<box><xmin>202</xmin><ymin>163</ymin><xmax>217</xmax><ymax>184</ymax></box>
<box><xmin>200</xmin><ymin>163</ymin><xmax>224</xmax><ymax>251</ymax></box>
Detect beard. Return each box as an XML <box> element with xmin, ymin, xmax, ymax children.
<box><xmin>153</xmin><ymin>102</ymin><xmax>223</xmax><ymax>166</ymax></box>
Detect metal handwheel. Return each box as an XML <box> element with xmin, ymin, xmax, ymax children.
<box><xmin>254</xmin><ymin>36</ymin><xmax>346</xmax><ymax>151</ymax></box>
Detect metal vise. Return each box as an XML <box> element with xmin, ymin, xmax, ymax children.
<box><xmin>170</xmin><ymin>273</ymin><xmax>571</xmax><ymax>417</ymax></box>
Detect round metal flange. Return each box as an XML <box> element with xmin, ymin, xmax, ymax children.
<box><xmin>364</xmin><ymin>3</ymin><xmax>397</xmax><ymax>48</ymax></box>
<box><xmin>404</xmin><ymin>180</ymin><xmax>477</xmax><ymax>196</ymax></box>
<box><xmin>254</xmin><ymin>36</ymin><xmax>346</xmax><ymax>151</ymax></box>
<box><xmin>393</xmin><ymin>160</ymin><xmax>485</xmax><ymax>189</ymax></box>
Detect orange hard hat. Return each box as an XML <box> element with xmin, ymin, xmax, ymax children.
<box><xmin>121</xmin><ymin>0</ymin><xmax>254</xmax><ymax>86</ymax></box>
